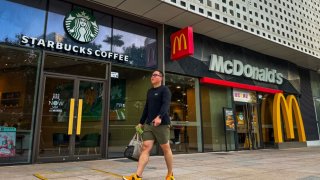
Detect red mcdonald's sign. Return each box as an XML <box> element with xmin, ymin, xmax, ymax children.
<box><xmin>170</xmin><ymin>26</ymin><xmax>194</xmax><ymax>60</ymax></box>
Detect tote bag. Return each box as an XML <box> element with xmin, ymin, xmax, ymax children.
<box><xmin>124</xmin><ymin>132</ymin><xmax>143</xmax><ymax>161</ymax></box>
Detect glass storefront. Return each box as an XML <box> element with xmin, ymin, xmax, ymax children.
<box><xmin>3</xmin><ymin>0</ymin><xmax>313</xmax><ymax>166</ymax></box>
<box><xmin>310</xmin><ymin>71</ymin><xmax>320</xmax><ymax>140</ymax></box>
<box><xmin>313</xmin><ymin>98</ymin><xmax>320</xmax><ymax>140</ymax></box>
<box><xmin>260</xmin><ymin>94</ymin><xmax>275</xmax><ymax>148</ymax></box>
<box><xmin>37</xmin><ymin>53</ymin><xmax>109</xmax><ymax>162</ymax></box>
<box><xmin>112</xmin><ymin>17</ymin><xmax>157</xmax><ymax>68</ymax></box>
<box><xmin>0</xmin><ymin>0</ymin><xmax>46</xmax><ymax>44</ymax></box>
<box><xmin>0</xmin><ymin>0</ymin><xmax>159</xmax><ymax>164</ymax></box>
<box><xmin>200</xmin><ymin>85</ymin><xmax>234</xmax><ymax>151</ymax></box>
<box><xmin>108</xmin><ymin>66</ymin><xmax>151</xmax><ymax>158</ymax></box>
<box><xmin>166</xmin><ymin>74</ymin><xmax>202</xmax><ymax>153</ymax></box>
<box><xmin>0</xmin><ymin>45</ymin><xmax>41</xmax><ymax>164</ymax></box>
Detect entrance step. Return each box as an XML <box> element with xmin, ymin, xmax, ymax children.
<box><xmin>276</xmin><ymin>142</ymin><xmax>307</xmax><ymax>149</ymax></box>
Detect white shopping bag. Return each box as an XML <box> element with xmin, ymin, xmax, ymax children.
<box><xmin>124</xmin><ymin>132</ymin><xmax>143</xmax><ymax>161</ymax></box>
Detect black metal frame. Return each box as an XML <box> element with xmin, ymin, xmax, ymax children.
<box><xmin>32</xmin><ymin>51</ymin><xmax>111</xmax><ymax>163</ymax></box>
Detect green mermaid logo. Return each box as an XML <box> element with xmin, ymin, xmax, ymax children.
<box><xmin>64</xmin><ymin>9</ymin><xmax>99</xmax><ymax>43</ymax></box>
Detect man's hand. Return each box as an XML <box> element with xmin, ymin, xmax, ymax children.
<box><xmin>152</xmin><ymin>116</ymin><xmax>161</xmax><ymax>127</ymax></box>
<box><xmin>136</xmin><ymin>123</ymin><xmax>143</xmax><ymax>128</ymax></box>
<box><xmin>136</xmin><ymin>124</ymin><xmax>144</xmax><ymax>134</ymax></box>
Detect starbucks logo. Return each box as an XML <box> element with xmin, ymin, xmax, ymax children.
<box><xmin>64</xmin><ymin>9</ymin><xmax>99</xmax><ymax>43</ymax></box>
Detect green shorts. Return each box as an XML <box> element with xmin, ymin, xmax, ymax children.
<box><xmin>143</xmin><ymin>124</ymin><xmax>170</xmax><ymax>145</ymax></box>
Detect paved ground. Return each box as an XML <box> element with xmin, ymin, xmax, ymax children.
<box><xmin>0</xmin><ymin>147</ymin><xmax>320</xmax><ymax>180</ymax></box>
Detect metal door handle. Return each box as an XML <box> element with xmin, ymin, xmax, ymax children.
<box><xmin>68</xmin><ymin>98</ymin><xmax>75</xmax><ymax>135</ymax></box>
<box><xmin>76</xmin><ymin>99</ymin><xmax>83</xmax><ymax>135</ymax></box>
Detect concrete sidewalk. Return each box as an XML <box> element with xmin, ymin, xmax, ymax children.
<box><xmin>0</xmin><ymin>147</ymin><xmax>320</xmax><ymax>180</ymax></box>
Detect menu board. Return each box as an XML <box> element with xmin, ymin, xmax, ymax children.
<box><xmin>223</xmin><ymin>108</ymin><xmax>235</xmax><ymax>131</ymax></box>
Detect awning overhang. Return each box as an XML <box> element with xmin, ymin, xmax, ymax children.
<box><xmin>200</xmin><ymin>77</ymin><xmax>283</xmax><ymax>94</ymax></box>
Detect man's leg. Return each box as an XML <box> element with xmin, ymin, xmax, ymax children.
<box><xmin>160</xmin><ymin>142</ymin><xmax>173</xmax><ymax>176</ymax></box>
<box><xmin>136</xmin><ymin>140</ymin><xmax>154</xmax><ymax>176</ymax></box>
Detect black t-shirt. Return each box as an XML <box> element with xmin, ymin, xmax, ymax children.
<box><xmin>139</xmin><ymin>85</ymin><xmax>171</xmax><ymax>125</ymax></box>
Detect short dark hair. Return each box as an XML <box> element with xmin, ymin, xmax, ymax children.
<box><xmin>153</xmin><ymin>70</ymin><xmax>164</xmax><ymax>77</ymax></box>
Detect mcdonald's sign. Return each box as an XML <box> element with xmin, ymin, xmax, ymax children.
<box><xmin>170</xmin><ymin>27</ymin><xmax>194</xmax><ymax>60</ymax></box>
<box><xmin>272</xmin><ymin>93</ymin><xmax>306</xmax><ymax>143</ymax></box>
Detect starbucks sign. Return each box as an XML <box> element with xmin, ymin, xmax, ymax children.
<box><xmin>64</xmin><ymin>9</ymin><xmax>99</xmax><ymax>43</ymax></box>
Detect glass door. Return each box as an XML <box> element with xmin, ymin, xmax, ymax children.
<box><xmin>248</xmin><ymin>103</ymin><xmax>261</xmax><ymax>149</ymax></box>
<box><xmin>37</xmin><ymin>75</ymin><xmax>105</xmax><ymax>162</ymax></box>
<box><xmin>75</xmin><ymin>80</ymin><xmax>104</xmax><ymax>156</ymax></box>
<box><xmin>235</xmin><ymin>103</ymin><xmax>261</xmax><ymax>150</ymax></box>
<box><xmin>235</xmin><ymin>104</ymin><xmax>248</xmax><ymax>150</ymax></box>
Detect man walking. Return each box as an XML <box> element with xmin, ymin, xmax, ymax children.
<box><xmin>122</xmin><ymin>70</ymin><xmax>174</xmax><ymax>180</ymax></box>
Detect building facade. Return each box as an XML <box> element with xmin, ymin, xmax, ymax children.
<box><xmin>0</xmin><ymin>0</ymin><xmax>161</xmax><ymax>165</ymax></box>
<box><xmin>0</xmin><ymin>0</ymin><xmax>319</xmax><ymax>165</ymax></box>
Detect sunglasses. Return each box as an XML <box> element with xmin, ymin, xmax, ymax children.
<box><xmin>151</xmin><ymin>74</ymin><xmax>162</xmax><ymax>77</ymax></box>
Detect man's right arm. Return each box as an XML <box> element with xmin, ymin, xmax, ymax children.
<box><xmin>139</xmin><ymin>92</ymin><xmax>149</xmax><ymax>125</ymax></box>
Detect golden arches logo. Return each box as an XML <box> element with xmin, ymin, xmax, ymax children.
<box><xmin>172</xmin><ymin>34</ymin><xmax>187</xmax><ymax>55</ymax></box>
<box><xmin>272</xmin><ymin>93</ymin><xmax>306</xmax><ymax>143</ymax></box>
<box><xmin>261</xmin><ymin>93</ymin><xmax>306</xmax><ymax>143</ymax></box>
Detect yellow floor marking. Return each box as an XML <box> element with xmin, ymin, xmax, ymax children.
<box><xmin>33</xmin><ymin>173</ymin><xmax>48</xmax><ymax>180</ymax></box>
<box><xmin>91</xmin><ymin>168</ymin><xmax>123</xmax><ymax>178</ymax></box>
<box><xmin>33</xmin><ymin>169</ymin><xmax>91</xmax><ymax>179</ymax></box>
<box><xmin>33</xmin><ymin>168</ymin><xmax>122</xmax><ymax>179</ymax></box>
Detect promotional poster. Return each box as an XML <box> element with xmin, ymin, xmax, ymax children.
<box><xmin>0</xmin><ymin>127</ymin><xmax>16</xmax><ymax>157</ymax></box>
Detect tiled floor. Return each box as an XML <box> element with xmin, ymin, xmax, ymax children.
<box><xmin>0</xmin><ymin>147</ymin><xmax>320</xmax><ymax>179</ymax></box>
